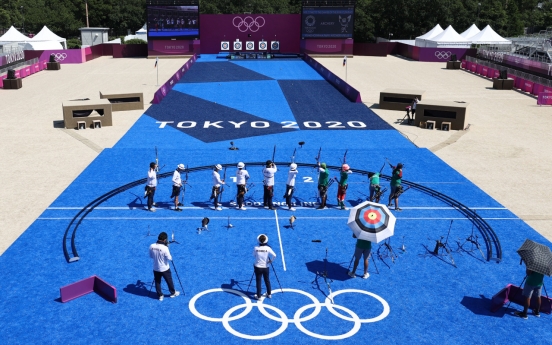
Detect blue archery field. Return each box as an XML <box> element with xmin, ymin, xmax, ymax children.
<box><xmin>0</xmin><ymin>56</ymin><xmax>550</xmax><ymax>344</ymax></box>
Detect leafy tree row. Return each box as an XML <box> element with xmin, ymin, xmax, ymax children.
<box><xmin>1</xmin><ymin>0</ymin><xmax>551</xmax><ymax>42</ymax></box>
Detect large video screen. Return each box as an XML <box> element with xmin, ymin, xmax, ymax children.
<box><xmin>147</xmin><ymin>6</ymin><xmax>199</xmax><ymax>39</ymax></box>
<box><xmin>301</xmin><ymin>7</ymin><xmax>355</xmax><ymax>39</ymax></box>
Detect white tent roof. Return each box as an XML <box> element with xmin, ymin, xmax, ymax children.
<box><xmin>416</xmin><ymin>24</ymin><xmax>444</xmax><ymax>40</ymax></box>
<box><xmin>32</xmin><ymin>26</ymin><xmax>65</xmax><ymax>42</ymax></box>
<box><xmin>0</xmin><ymin>26</ymin><xmax>29</xmax><ymax>43</ymax></box>
<box><xmin>469</xmin><ymin>25</ymin><xmax>511</xmax><ymax>44</ymax></box>
<box><xmin>460</xmin><ymin>24</ymin><xmax>480</xmax><ymax>39</ymax></box>
<box><xmin>136</xmin><ymin>24</ymin><xmax>147</xmax><ymax>34</ymax></box>
<box><xmin>429</xmin><ymin>25</ymin><xmax>469</xmax><ymax>43</ymax></box>
<box><xmin>21</xmin><ymin>41</ymin><xmax>63</xmax><ymax>51</ymax></box>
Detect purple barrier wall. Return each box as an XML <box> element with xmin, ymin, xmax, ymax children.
<box><xmin>148</xmin><ymin>39</ymin><xmax>196</xmax><ymax>56</ymax></box>
<box><xmin>200</xmin><ymin>14</ymin><xmax>301</xmax><ymax>54</ymax></box>
<box><xmin>300</xmin><ymin>38</ymin><xmax>353</xmax><ymax>55</ymax></box>
<box><xmin>60</xmin><ymin>275</ymin><xmax>117</xmax><ymax>303</ymax></box>
<box><xmin>353</xmin><ymin>43</ymin><xmax>387</xmax><ymax>56</ymax></box>
<box><xmin>152</xmin><ymin>54</ymin><xmax>197</xmax><ymax>104</ymax></box>
<box><xmin>503</xmin><ymin>55</ymin><xmax>552</xmax><ymax>77</ymax></box>
<box><xmin>113</xmin><ymin>44</ymin><xmax>148</xmax><ymax>58</ymax></box>
<box><xmin>538</xmin><ymin>92</ymin><xmax>552</xmax><ymax>105</ymax></box>
<box><xmin>303</xmin><ymin>54</ymin><xmax>361</xmax><ymax>103</ymax></box>
<box><xmin>25</xmin><ymin>49</ymin><xmax>85</xmax><ymax>63</ymax></box>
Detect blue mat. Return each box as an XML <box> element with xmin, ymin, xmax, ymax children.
<box><xmin>0</xmin><ymin>56</ymin><xmax>550</xmax><ymax>345</ymax></box>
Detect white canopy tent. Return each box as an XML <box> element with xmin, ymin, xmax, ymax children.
<box><xmin>460</xmin><ymin>24</ymin><xmax>480</xmax><ymax>39</ymax></box>
<box><xmin>0</xmin><ymin>26</ymin><xmax>29</xmax><ymax>44</ymax></box>
<box><xmin>415</xmin><ymin>24</ymin><xmax>444</xmax><ymax>47</ymax></box>
<box><xmin>21</xmin><ymin>41</ymin><xmax>63</xmax><ymax>51</ymax></box>
<box><xmin>32</xmin><ymin>26</ymin><xmax>67</xmax><ymax>49</ymax></box>
<box><xmin>425</xmin><ymin>25</ymin><xmax>471</xmax><ymax>48</ymax></box>
<box><xmin>469</xmin><ymin>25</ymin><xmax>511</xmax><ymax>45</ymax></box>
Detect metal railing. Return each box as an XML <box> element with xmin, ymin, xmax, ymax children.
<box><xmin>0</xmin><ymin>57</ymin><xmax>39</xmax><ymax>75</ymax></box>
<box><xmin>466</xmin><ymin>55</ymin><xmax>552</xmax><ymax>86</ymax></box>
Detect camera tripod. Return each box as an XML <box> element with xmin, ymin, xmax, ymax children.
<box><xmin>456</xmin><ymin>220</ymin><xmax>485</xmax><ymax>261</ymax></box>
<box><xmin>377</xmin><ymin>238</ymin><xmax>398</xmax><ymax>269</ymax></box>
<box><xmin>424</xmin><ymin>220</ymin><xmax>457</xmax><ymax>267</ymax></box>
<box><xmin>312</xmin><ymin>248</ymin><xmax>334</xmax><ymax>304</ymax></box>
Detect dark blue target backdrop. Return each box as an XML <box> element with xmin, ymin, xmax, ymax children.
<box><xmin>0</xmin><ymin>55</ymin><xmax>550</xmax><ymax>345</ymax></box>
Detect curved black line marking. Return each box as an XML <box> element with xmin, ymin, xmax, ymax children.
<box><xmin>63</xmin><ymin>162</ymin><xmax>502</xmax><ymax>263</ymax></box>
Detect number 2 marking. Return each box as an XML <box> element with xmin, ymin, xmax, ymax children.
<box><xmin>281</xmin><ymin>121</ymin><xmax>299</xmax><ymax>129</ymax></box>
<box><xmin>326</xmin><ymin>121</ymin><xmax>345</xmax><ymax>128</ymax></box>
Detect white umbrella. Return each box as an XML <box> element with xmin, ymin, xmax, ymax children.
<box><xmin>347</xmin><ymin>201</ymin><xmax>396</xmax><ymax>243</ymax></box>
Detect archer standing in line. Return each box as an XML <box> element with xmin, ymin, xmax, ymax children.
<box><xmin>387</xmin><ymin>163</ymin><xmax>403</xmax><ymax>211</ymax></box>
<box><xmin>337</xmin><ymin>164</ymin><xmax>352</xmax><ymax>210</ymax></box>
<box><xmin>317</xmin><ymin>162</ymin><xmax>330</xmax><ymax>209</ymax></box>
<box><xmin>236</xmin><ymin>162</ymin><xmax>249</xmax><ymax>210</ymax></box>
<box><xmin>171</xmin><ymin>164</ymin><xmax>185</xmax><ymax>212</ymax></box>
<box><xmin>211</xmin><ymin>164</ymin><xmax>224</xmax><ymax>211</ymax></box>
<box><xmin>146</xmin><ymin>162</ymin><xmax>157</xmax><ymax>212</ymax></box>
<box><xmin>284</xmin><ymin>163</ymin><xmax>298</xmax><ymax>211</ymax></box>
<box><xmin>262</xmin><ymin>160</ymin><xmax>277</xmax><ymax>210</ymax></box>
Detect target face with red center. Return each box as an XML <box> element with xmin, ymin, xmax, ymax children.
<box><xmin>355</xmin><ymin>205</ymin><xmax>389</xmax><ymax>233</ymax></box>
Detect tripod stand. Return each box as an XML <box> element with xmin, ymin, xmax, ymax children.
<box><xmin>425</xmin><ymin>220</ymin><xmax>456</xmax><ymax>267</ymax></box>
<box><xmin>147</xmin><ymin>260</ymin><xmax>185</xmax><ymax>297</ymax></box>
<box><xmin>457</xmin><ymin>220</ymin><xmax>485</xmax><ymax>260</ymax></box>
<box><xmin>312</xmin><ymin>248</ymin><xmax>334</xmax><ymax>303</ymax></box>
<box><xmin>377</xmin><ymin>238</ymin><xmax>398</xmax><ymax>269</ymax></box>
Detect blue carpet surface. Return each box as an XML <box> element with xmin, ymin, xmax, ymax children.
<box><xmin>0</xmin><ymin>56</ymin><xmax>550</xmax><ymax>345</ymax></box>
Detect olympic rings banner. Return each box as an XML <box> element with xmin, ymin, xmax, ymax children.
<box><xmin>152</xmin><ymin>54</ymin><xmax>197</xmax><ymax>104</ymax></box>
<box><xmin>303</xmin><ymin>54</ymin><xmax>361</xmax><ymax>103</ymax></box>
<box><xmin>24</xmin><ymin>48</ymin><xmax>86</xmax><ymax>64</ymax></box>
<box><xmin>189</xmin><ymin>287</ymin><xmax>390</xmax><ymax>341</ymax></box>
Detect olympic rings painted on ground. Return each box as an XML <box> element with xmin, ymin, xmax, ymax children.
<box><xmin>434</xmin><ymin>51</ymin><xmax>452</xmax><ymax>60</ymax></box>
<box><xmin>188</xmin><ymin>287</ymin><xmax>390</xmax><ymax>340</ymax></box>
<box><xmin>51</xmin><ymin>53</ymin><xmax>67</xmax><ymax>62</ymax></box>
<box><xmin>233</xmin><ymin>16</ymin><xmax>265</xmax><ymax>32</ymax></box>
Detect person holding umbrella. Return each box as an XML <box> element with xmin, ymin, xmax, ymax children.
<box><xmin>348</xmin><ymin>233</ymin><xmax>371</xmax><ymax>279</ymax></box>
<box><xmin>515</xmin><ymin>268</ymin><xmax>544</xmax><ymax>319</ymax></box>
<box><xmin>515</xmin><ymin>239</ymin><xmax>552</xmax><ymax>319</ymax></box>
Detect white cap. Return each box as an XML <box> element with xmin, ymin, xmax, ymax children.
<box><xmin>237</xmin><ymin>162</ymin><xmax>245</xmax><ymax>169</ymax></box>
<box><xmin>215</xmin><ymin>164</ymin><xmax>222</xmax><ymax>170</ymax></box>
<box><xmin>290</xmin><ymin>163</ymin><xmax>297</xmax><ymax>170</ymax></box>
<box><xmin>177</xmin><ymin>164</ymin><xmax>185</xmax><ymax>170</ymax></box>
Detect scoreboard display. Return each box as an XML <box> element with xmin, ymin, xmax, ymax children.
<box><xmin>301</xmin><ymin>7</ymin><xmax>355</xmax><ymax>39</ymax></box>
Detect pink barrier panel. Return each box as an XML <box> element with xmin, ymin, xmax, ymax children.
<box><xmin>486</xmin><ymin>68</ymin><xmax>495</xmax><ymax>78</ymax></box>
<box><xmin>544</xmin><ymin>87</ymin><xmax>552</xmax><ymax>93</ymax></box>
<box><xmin>492</xmin><ymin>69</ymin><xmax>500</xmax><ymax>78</ymax></box>
<box><xmin>532</xmin><ymin>83</ymin><xmax>544</xmax><ymax>95</ymax></box>
<box><xmin>42</xmin><ymin>61</ymin><xmax>47</xmax><ymax>69</ymax></box>
<box><xmin>514</xmin><ymin>77</ymin><xmax>524</xmax><ymax>89</ymax></box>
<box><xmin>480</xmin><ymin>66</ymin><xmax>488</xmax><ymax>77</ymax></box>
<box><xmin>0</xmin><ymin>74</ymin><xmax>6</xmax><ymax>88</ymax></box>
<box><xmin>538</xmin><ymin>92</ymin><xmax>552</xmax><ymax>105</ymax></box>
<box><xmin>60</xmin><ymin>275</ymin><xmax>117</xmax><ymax>303</ymax></box>
<box><xmin>470</xmin><ymin>63</ymin><xmax>477</xmax><ymax>72</ymax></box>
<box><xmin>523</xmin><ymin>80</ymin><xmax>534</xmax><ymax>93</ymax></box>
<box><xmin>152</xmin><ymin>54</ymin><xmax>198</xmax><ymax>104</ymax></box>
<box><xmin>24</xmin><ymin>66</ymin><xmax>30</xmax><ymax>76</ymax></box>
<box><xmin>29</xmin><ymin>64</ymin><xmax>36</xmax><ymax>74</ymax></box>
<box><xmin>461</xmin><ymin>60</ymin><xmax>467</xmax><ymax>69</ymax></box>
<box><xmin>476</xmin><ymin>64</ymin><xmax>483</xmax><ymax>75</ymax></box>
